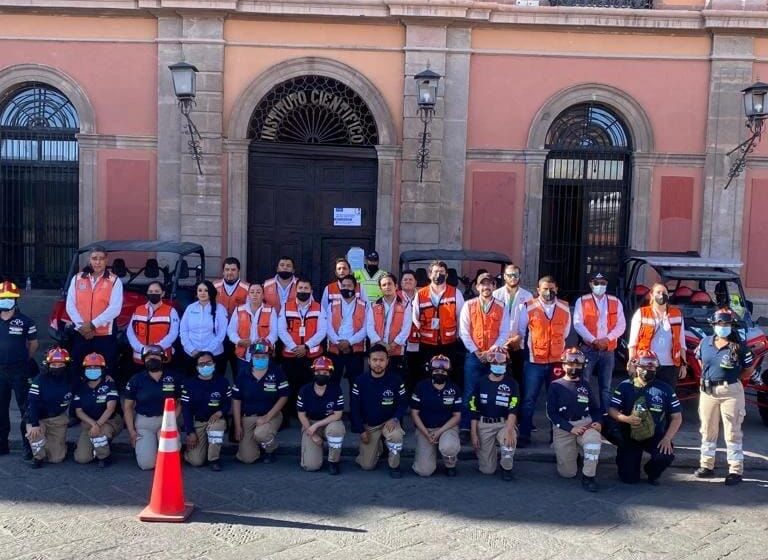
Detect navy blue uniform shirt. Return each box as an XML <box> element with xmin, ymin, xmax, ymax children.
<box><xmin>695</xmin><ymin>335</ymin><xmax>754</xmax><ymax>384</ymax></box>
<box><xmin>180</xmin><ymin>376</ymin><xmax>232</xmax><ymax>435</ymax></box>
<box><xmin>468</xmin><ymin>375</ymin><xmax>520</xmax><ymax>420</ymax></box>
<box><xmin>0</xmin><ymin>310</ymin><xmax>36</xmax><ymax>365</ymax></box>
<box><xmin>546</xmin><ymin>377</ymin><xmax>601</xmax><ymax>433</ymax></box>
<box><xmin>125</xmin><ymin>369</ymin><xmax>182</xmax><ymax>417</ymax></box>
<box><xmin>27</xmin><ymin>372</ymin><xmax>73</xmax><ymax>426</ymax></box>
<box><xmin>410</xmin><ymin>378</ymin><xmax>462</xmax><ymax>429</ymax></box>
<box><xmin>73</xmin><ymin>378</ymin><xmax>119</xmax><ymax>421</ymax></box>
<box><xmin>296</xmin><ymin>382</ymin><xmax>344</xmax><ymax>421</ymax></box>
<box><xmin>350</xmin><ymin>371</ymin><xmax>407</xmax><ymax>433</ymax></box>
<box><xmin>231</xmin><ymin>363</ymin><xmax>290</xmax><ymax>416</ymax></box>
<box><xmin>610</xmin><ymin>379</ymin><xmax>681</xmax><ymax>439</ymax></box>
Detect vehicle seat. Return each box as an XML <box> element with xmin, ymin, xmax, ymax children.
<box><xmin>111</xmin><ymin>258</ymin><xmax>128</xmax><ymax>278</ymax></box>
<box><xmin>144</xmin><ymin>258</ymin><xmax>160</xmax><ymax>279</ymax></box>
<box><xmin>415</xmin><ymin>268</ymin><xmax>429</xmax><ymax>287</ymax></box>
<box><xmin>671</xmin><ymin>286</ymin><xmax>693</xmax><ymax>305</ymax></box>
<box><xmin>634</xmin><ymin>284</ymin><xmax>650</xmax><ymax>306</ymax></box>
<box><xmin>690</xmin><ymin>291</ymin><xmax>714</xmax><ymax>307</ymax></box>
<box><xmin>447</xmin><ymin>268</ymin><xmax>459</xmax><ymax>287</ymax></box>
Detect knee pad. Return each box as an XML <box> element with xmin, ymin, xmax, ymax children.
<box><xmin>500</xmin><ymin>446</ymin><xmax>515</xmax><ymax>461</ymax></box>
<box><xmin>700</xmin><ymin>441</ymin><xmax>717</xmax><ymax>458</ymax></box>
<box><xmin>259</xmin><ymin>436</ymin><xmax>276</xmax><ymax>449</ymax></box>
<box><xmin>726</xmin><ymin>442</ymin><xmax>743</xmax><ymax>462</ymax></box>
<box><xmin>583</xmin><ymin>443</ymin><xmax>601</xmax><ymax>462</ymax></box>
<box><xmin>90</xmin><ymin>435</ymin><xmax>109</xmax><ymax>449</ymax></box>
<box><xmin>30</xmin><ymin>437</ymin><xmax>46</xmax><ymax>455</ymax></box>
<box><xmin>387</xmin><ymin>441</ymin><xmax>403</xmax><ymax>456</ymax></box>
<box><xmin>206</xmin><ymin>430</ymin><xmax>225</xmax><ymax>445</ymax></box>
<box><xmin>327</xmin><ymin>436</ymin><xmax>344</xmax><ymax>450</ymax></box>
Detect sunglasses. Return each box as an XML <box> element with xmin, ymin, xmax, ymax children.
<box><xmin>504</xmin><ymin>273</ymin><xmax>520</xmax><ymax>279</ymax></box>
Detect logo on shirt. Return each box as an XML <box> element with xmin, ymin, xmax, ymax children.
<box><xmin>381</xmin><ymin>388</ymin><xmax>394</xmax><ymax>406</ymax></box>
<box><xmin>442</xmin><ymin>387</ymin><xmax>457</xmax><ymax>397</ymax></box>
<box><xmin>97</xmin><ymin>385</ymin><xmax>110</xmax><ymax>395</ymax></box>
<box><xmin>10</xmin><ymin>318</ymin><xmax>23</xmax><ymax>327</ymax></box>
<box><xmin>210</xmin><ymin>391</ymin><xmax>221</xmax><ymax>399</ymax></box>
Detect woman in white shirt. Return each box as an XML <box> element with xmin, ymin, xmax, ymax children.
<box><xmin>179</xmin><ymin>280</ymin><xmax>229</xmax><ymax>376</ymax></box>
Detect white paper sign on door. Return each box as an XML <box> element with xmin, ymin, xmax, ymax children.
<box><xmin>333</xmin><ymin>207</ymin><xmax>362</xmax><ymax>227</ymax></box>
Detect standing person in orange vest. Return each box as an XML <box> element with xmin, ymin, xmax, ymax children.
<box><xmin>517</xmin><ymin>276</ymin><xmax>571</xmax><ymax>447</ymax></box>
<box><xmin>412</xmin><ymin>260</ymin><xmax>465</xmax><ymax>384</ymax></box>
<box><xmin>326</xmin><ymin>275</ymin><xmax>368</xmax><ymax>386</ymax></box>
<box><xmin>278</xmin><ymin>278</ymin><xmax>327</xmax><ymax>420</ymax></box>
<box><xmin>65</xmin><ymin>247</ymin><xmax>123</xmax><ymax>378</ymax></box>
<box><xmin>459</xmin><ymin>272</ymin><xmax>509</xmax><ymax>434</ymax></box>
<box><xmin>368</xmin><ymin>273</ymin><xmax>412</xmax><ymax>379</ymax></box>
<box><xmin>398</xmin><ymin>270</ymin><xmax>421</xmax><ymax>389</ymax></box>
<box><xmin>127</xmin><ymin>281</ymin><xmax>180</xmax><ymax>372</ymax></box>
<box><xmin>321</xmin><ymin>257</ymin><xmax>367</xmax><ymax>311</ymax></box>
<box><xmin>227</xmin><ymin>283</ymin><xmax>278</xmax><ymax>365</ymax></box>
<box><xmin>214</xmin><ymin>257</ymin><xmax>250</xmax><ymax>375</ymax></box>
<box><xmin>573</xmin><ymin>271</ymin><xmax>626</xmax><ymax>414</ymax></box>
<box><xmin>263</xmin><ymin>256</ymin><xmax>297</xmax><ymax>315</ymax></box>
<box><xmin>627</xmin><ymin>283</ymin><xmax>687</xmax><ymax>389</ymax></box>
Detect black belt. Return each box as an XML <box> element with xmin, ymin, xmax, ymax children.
<box><xmin>480</xmin><ymin>416</ymin><xmax>504</xmax><ymax>424</ymax></box>
<box><xmin>569</xmin><ymin>415</ymin><xmax>590</xmax><ymax>422</ymax></box>
<box><xmin>195</xmin><ymin>415</ymin><xmax>221</xmax><ymax>422</ymax></box>
<box><xmin>702</xmin><ymin>379</ymin><xmax>738</xmax><ymax>388</ymax></box>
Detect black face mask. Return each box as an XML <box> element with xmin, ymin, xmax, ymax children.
<box><xmin>365</xmin><ymin>264</ymin><xmax>379</xmax><ymax>276</ymax></box>
<box><xmin>314</xmin><ymin>374</ymin><xmax>330</xmax><ymax>386</ymax></box>
<box><xmin>48</xmin><ymin>366</ymin><xmax>66</xmax><ymax>376</ymax></box>
<box><xmin>296</xmin><ymin>292</ymin><xmax>311</xmax><ymax>302</ymax></box>
<box><xmin>431</xmin><ymin>373</ymin><xmax>448</xmax><ymax>385</ymax></box>
<box><xmin>340</xmin><ymin>289</ymin><xmax>355</xmax><ymax>299</ymax></box>
<box><xmin>541</xmin><ymin>290</ymin><xmax>556</xmax><ymax>302</ymax></box>
<box><xmin>145</xmin><ymin>358</ymin><xmax>163</xmax><ymax>372</ymax></box>
<box><xmin>654</xmin><ymin>293</ymin><xmax>669</xmax><ymax>306</ymax></box>
<box><xmin>277</xmin><ymin>270</ymin><xmax>293</xmax><ymax>280</ymax></box>
<box><xmin>435</xmin><ymin>273</ymin><xmax>447</xmax><ymax>285</ymax></box>
<box><xmin>564</xmin><ymin>368</ymin><xmax>580</xmax><ymax>379</ymax></box>
<box><xmin>638</xmin><ymin>368</ymin><xmax>656</xmax><ymax>383</ymax></box>
<box><xmin>147</xmin><ymin>293</ymin><xmax>162</xmax><ymax>305</ymax></box>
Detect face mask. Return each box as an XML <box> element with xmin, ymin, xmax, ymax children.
<box><xmin>431</xmin><ymin>373</ymin><xmax>448</xmax><ymax>385</ymax></box>
<box><xmin>147</xmin><ymin>293</ymin><xmax>162</xmax><ymax>305</ymax></box>
<box><xmin>251</xmin><ymin>357</ymin><xmax>269</xmax><ymax>370</ymax></box>
<box><xmin>314</xmin><ymin>374</ymin><xmax>330</xmax><ymax>386</ymax></box>
<box><xmin>84</xmin><ymin>368</ymin><xmax>102</xmax><ymax>381</ymax></box>
<box><xmin>654</xmin><ymin>293</ymin><xmax>669</xmax><ymax>306</ymax></box>
<box><xmin>296</xmin><ymin>292</ymin><xmax>311</xmax><ymax>303</ymax></box>
<box><xmin>490</xmin><ymin>364</ymin><xmax>506</xmax><ymax>375</ymax></box>
<box><xmin>365</xmin><ymin>265</ymin><xmax>379</xmax><ymax>276</ymax></box>
<box><xmin>637</xmin><ymin>368</ymin><xmax>656</xmax><ymax>383</ymax></box>
<box><xmin>714</xmin><ymin>325</ymin><xmax>731</xmax><ymax>338</ymax></box>
<box><xmin>435</xmin><ymin>273</ymin><xmax>447</xmax><ymax>285</ymax></box>
<box><xmin>48</xmin><ymin>366</ymin><xmax>66</xmax><ymax>375</ymax></box>
<box><xmin>0</xmin><ymin>299</ymin><xmax>15</xmax><ymax>310</ymax></box>
<box><xmin>145</xmin><ymin>358</ymin><xmax>162</xmax><ymax>372</ymax></box>
<box><xmin>277</xmin><ymin>270</ymin><xmax>293</xmax><ymax>280</ymax></box>
<box><xmin>197</xmin><ymin>364</ymin><xmax>215</xmax><ymax>378</ymax></box>
<box><xmin>591</xmin><ymin>285</ymin><xmax>607</xmax><ymax>297</ymax></box>
<box><xmin>340</xmin><ymin>289</ymin><xmax>355</xmax><ymax>300</ymax></box>
<box><xmin>564</xmin><ymin>367</ymin><xmax>580</xmax><ymax>379</ymax></box>
<box><xmin>541</xmin><ymin>290</ymin><xmax>556</xmax><ymax>302</ymax></box>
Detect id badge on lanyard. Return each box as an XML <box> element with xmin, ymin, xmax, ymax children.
<box><xmin>298</xmin><ymin>307</ymin><xmax>309</xmax><ymax>339</ymax></box>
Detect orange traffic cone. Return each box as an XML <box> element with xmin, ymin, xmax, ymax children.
<box><xmin>139</xmin><ymin>398</ymin><xmax>194</xmax><ymax>522</ymax></box>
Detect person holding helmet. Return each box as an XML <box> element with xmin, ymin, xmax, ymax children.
<box><xmin>26</xmin><ymin>347</ymin><xmax>74</xmax><ymax>468</ymax></box>
<box><xmin>181</xmin><ymin>352</ymin><xmax>232</xmax><ymax>471</ymax></box>
<box><xmin>126</xmin><ymin>281</ymin><xmax>179</xmax><ymax>371</ymax></box>
<box><xmin>410</xmin><ymin>355</ymin><xmax>462</xmax><ymax>477</ymax></box>
<box><xmin>694</xmin><ymin>308</ymin><xmax>755</xmax><ymax>485</ymax></box>
<box><xmin>608</xmin><ymin>350</ymin><xmax>683</xmax><ymax>485</ymax></box>
<box><xmin>468</xmin><ymin>351</ymin><xmax>519</xmax><ymax>481</ymax></box>
<box><xmin>232</xmin><ymin>339</ymin><xmax>289</xmax><ymax>464</ymax></box>
<box><xmin>546</xmin><ymin>347</ymin><xmax>603</xmax><ymax>492</ymax></box>
<box><xmin>73</xmin><ymin>353</ymin><xmax>123</xmax><ymax>467</ymax></box>
<box><xmin>296</xmin><ymin>356</ymin><xmax>346</xmax><ymax>474</ymax></box>
<box><xmin>227</xmin><ymin>283</ymin><xmax>278</xmax><ymax>366</ymax></box>
<box><xmin>123</xmin><ymin>344</ymin><xmax>183</xmax><ymax>470</ymax></box>
<box><xmin>0</xmin><ymin>280</ymin><xmax>37</xmax><ymax>457</ymax></box>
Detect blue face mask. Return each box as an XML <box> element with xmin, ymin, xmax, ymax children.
<box><xmin>252</xmin><ymin>356</ymin><xmax>269</xmax><ymax>370</ymax></box>
<box><xmin>490</xmin><ymin>364</ymin><xmax>506</xmax><ymax>375</ymax></box>
<box><xmin>84</xmin><ymin>368</ymin><xmax>102</xmax><ymax>381</ymax></box>
<box><xmin>197</xmin><ymin>364</ymin><xmax>215</xmax><ymax>378</ymax></box>
<box><xmin>714</xmin><ymin>325</ymin><xmax>731</xmax><ymax>338</ymax></box>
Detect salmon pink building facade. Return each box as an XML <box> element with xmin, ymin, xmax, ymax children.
<box><xmin>0</xmin><ymin>0</ymin><xmax>767</xmax><ymax>311</ymax></box>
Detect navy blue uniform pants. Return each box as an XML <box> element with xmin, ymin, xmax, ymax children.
<box><xmin>329</xmin><ymin>352</ymin><xmax>365</xmax><ymax>386</ymax></box>
<box><xmin>0</xmin><ymin>363</ymin><xmax>32</xmax><ymax>453</ymax></box>
<box><xmin>616</xmin><ymin>433</ymin><xmax>675</xmax><ymax>483</ymax></box>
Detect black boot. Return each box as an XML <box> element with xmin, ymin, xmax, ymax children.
<box><xmin>446</xmin><ymin>467</ymin><xmax>457</xmax><ymax>478</ymax></box>
<box><xmin>262</xmin><ymin>452</ymin><xmax>275</xmax><ymax>464</ymax></box>
<box><xmin>0</xmin><ymin>440</ymin><xmax>9</xmax><ymax>455</ymax></box>
<box><xmin>30</xmin><ymin>459</ymin><xmax>42</xmax><ymax>469</ymax></box>
<box><xmin>582</xmin><ymin>475</ymin><xmax>598</xmax><ymax>492</ymax></box>
<box><xmin>694</xmin><ymin>467</ymin><xmax>715</xmax><ymax>478</ymax></box>
<box><xmin>724</xmin><ymin>473</ymin><xmax>742</xmax><ymax>486</ymax></box>
<box><xmin>209</xmin><ymin>460</ymin><xmax>222</xmax><ymax>472</ymax></box>
<box><xmin>328</xmin><ymin>462</ymin><xmax>340</xmax><ymax>476</ymax></box>
<box><xmin>389</xmin><ymin>466</ymin><xmax>402</xmax><ymax>479</ymax></box>
<box><xmin>502</xmin><ymin>469</ymin><xmax>514</xmax><ymax>481</ymax></box>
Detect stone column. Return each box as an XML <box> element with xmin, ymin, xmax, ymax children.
<box><xmin>375</xmin><ymin>145</ymin><xmax>401</xmax><ymax>271</ymax></box>
<box><xmin>700</xmin><ymin>35</ymin><xmax>754</xmax><ymax>260</ymax></box>
<box><xmin>630</xmin><ymin>153</ymin><xmax>654</xmax><ymax>251</ymax></box>
<box><xmin>521</xmin><ymin>149</ymin><xmax>548</xmax><ymax>287</ymax></box>
<box><xmin>225</xmin><ymin>139</ymin><xmax>250</xmax><ymax>271</ymax></box>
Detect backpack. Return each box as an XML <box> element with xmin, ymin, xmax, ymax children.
<box><xmin>629</xmin><ymin>394</ymin><xmax>656</xmax><ymax>441</ymax></box>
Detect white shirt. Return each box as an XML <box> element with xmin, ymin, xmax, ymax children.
<box><xmin>459</xmin><ymin>297</ymin><xmax>511</xmax><ymax>354</ymax></box>
<box><xmin>411</xmin><ymin>285</ymin><xmax>465</xmax><ymax>329</ymax></box>
<box><xmin>65</xmin><ymin>273</ymin><xmax>124</xmax><ymax>329</ymax></box>
<box><xmin>492</xmin><ymin>285</ymin><xmax>533</xmax><ymax>339</ymax></box>
<box><xmin>276</xmin><ymin>280</ymin><xmax>294</xmax><ymax>307</ymax></box>
<box><xmin>179</xmin><ymin>301</ymin><xmax>228</xmax><ymax>356</ymax></box>
<box><xmin>226</xmin><ymin>304</ymin><xmax>278</xmax><ymax>346</ymax></box>
<box><xmin>367</xmin><ymin>297</ymin><xmax>413</xmax><ymax>347</ymax></box>
<box><xmin>277</xmin><ymin>300</ymin><xmax>328</xmax><ymax>352</ymax></box>
<box><xmin>222</xmin><ymin>280</ymin><xmax>240</xmax><ymax>297</ymax></box>
<box><xmin>126</xmin><ymin>302</ymin><xmax>180</xmax><ymax>354</ymax></box>
<box><xmin>628</xmin><ymin>307</ymin><xmax>686</xmax><ymax>366</ymax></box>
<box><xmin>326</xmin><ymin>299</ymin><xmax>368</xmax><ymax>346</ymax></box>
<box><xmin>573</xmin><ymin>294</ymin><xmax>627</xmax><ymax>343</ymax></box>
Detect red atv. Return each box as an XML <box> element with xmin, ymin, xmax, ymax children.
<box><xmin>618</xmin><ymin>251</ymin><xmax>768</xmax><ymax>426</ymax></box>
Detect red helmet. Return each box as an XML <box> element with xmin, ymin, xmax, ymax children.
<box><xmin>44</xmin><ymin>347</ymin><xmax>71</xmax><ymax>366</ymax></box>
<box><xmin>632</xmin><ymin>350</ymin><xmax>660</xmax><ymax>371</ymax></box>
<box><xmin>249</xmin><ymin>338</ymin><xmax>273</xmax><ymax>355</ymax></box>
<box><xmin>0</xmin><ymin>281</ymin><xmax>20</xmax><ymax>299</ymax></box>
<box><xmin>429</xmin><ymin>354</ymin><xmax>451</xmax><ymax>372</ymax></box>
<box><xmin>311</xmin><ymin>356</ymin><xmax>334</xmax><ymax>372</ymax></box>
<box><xmin>82</xmin><ymin>353</ymin><xmax>106</xmax><ymax>368</ymax></box>
<box><xmin>560</xmin><ymin>347</ymin><xmax>586</xmax><ymax>368</ymax></box>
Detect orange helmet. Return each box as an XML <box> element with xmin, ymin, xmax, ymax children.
<box><xmin>632</xmin><ymin>350</ymin><xmax>660</xmax><ymax>371</ymax></box>
<box><xmin>560</xmin><ymin>347</ymin><xmax>586</xmax><ymax>368</ymax></box>
<box><xmin>249</xmin><ymin>338</ymin><xmax>273</xmax><ymax>356</ymax></box>
<box><xmin>44</xmin><ymin>347</ymin><xmax>71</xmax><ymax>366</ymax></box>
<box><xmin>429</xmin><ymin>354</ymin><xmax>451</xmax><ymax>372</ymax></box>
<box><xmin>82</xmin><ymin>353</ymin><xmax>106</xmax><ymax>368</ymax></box>
<box><xmin>0</xmin><ymin>281</ymin><xmax>20</xmax><ymax>299</ymax></box>
<box><xmin>311</xmin><ymin>356</ymin><xmax>334</xmax><ymax>372</ymax></box>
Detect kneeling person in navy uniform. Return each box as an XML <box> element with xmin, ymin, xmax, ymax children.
<box><xmin>546</xmin><ymin>348</ymin><xmax>603</xmax><ymax>492</ymax></box>
<box><xmin>411</xmin><ymin>355</ymin><xmax>462</xmax><ymax>477</ymax></box>
<box><xmin>608</xmin><ymin>350</ymin><xmax>682</xmax><ymax>485</ymax></box>
<box><xmin>469</xmin><ymin>351</ymin><xmax>519</xmax><ymax>481</ymax></box>
<box><xmin>351</xmin><ymin>344</ymin><xmax>407</xmax><ymax>478</ymax></box>
<box><xmin>73</xmin><ymin>353</ymin><xmax>123</xmax><ymax>467</ymax></box>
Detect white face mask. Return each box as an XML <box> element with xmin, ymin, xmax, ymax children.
<box><xmin>0</xmin><ymin>299</ymin><xmax>15</xmax><ymax>310</ymax></box>
<box><xmin>591</xmin><ymin>285</ymin><xmax>607</xmax><ymax>297</ymax></box>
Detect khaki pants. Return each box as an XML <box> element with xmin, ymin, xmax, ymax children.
<box><xmin>184</xmin><ymin>419</ymin><xmax>227</xmax><ymax>466</ymax></box>
<box><xmin>27</xmin><ymin>414</ymin><xmax>69</xmax><ymax>463</ymax></box>
<box><xmin>356</xmin><ymin>422</ymin><xmax>405</xmax><ymax>470</ymax></box>
<box><xmin>134</xmin><ymin>414</ymin><xmax>173</xmax><ymax>470</ymax></box>
<box><xmin>413</xmin><ymin>427</ymin><xmax>460</xmax><ymax>477</ymax></box>
<box><xmin>236</xmin><ymin>413</ymin><xmax>282</xmax><ymax>464</ymax></box>
<box><xmin>699</xmin><ymin>382</ymin><xmax>746</xmax><ymax>475</ymax></box>
<box><xmin>74</xmin><ymin>415</ymin><xmax>124</xmax><ymax>464</ymax></box>
<box><xmin>552</xmin><ymin>417</ymin><xmax>602</xmax><ymax>478</ymax></box>
<box><xmin>476</xmin><ymin>420</ymin><xmax>515</xmax><ymax>474</ymax></box>
<box><xmin>301</xmin><ymin>420</ymin><xmax>346</xmax><ymax>471</ymax></box>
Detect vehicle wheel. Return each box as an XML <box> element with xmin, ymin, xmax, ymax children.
<box><xmin>757</xmin><ymin>391</ymin><xmax>768</xmax><ymax>427</ymax></box>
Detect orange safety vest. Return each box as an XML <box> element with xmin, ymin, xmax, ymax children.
<box><xmin>130</xmin><ymin>302</ymin><xmax>175</xmax><ymax>363</ymax></box>
<box><xmin>467</xmin><ymin>298</ymin><xmax>506</xmax><ymax>353</ymax></box>
<box><xmin>73</xmin><ymin>272</ymin><xmax>118</xmax><ymax>336</ymax></box>
<box><xmin>399</xmin><ymin>290</ymin><xmax>420</xmax><ymax>347</ymax></box>
<box><xmin>527</xmin><ymin>299</ymin><xmax>570</xmax><ymax>364</ymax></box>
<box><xmin>233</xmin><ymin>304</ymin><xmax>275</xmax><ymax>359</ymax></box>
<box><xmin>328</xmin><ymin>298</ymin><xmax>367</xmax><ymax>354</ymax></box>
<box><xmin>579</xmin><ymin>294</ymin><xmax>620</xmax><ymax>351</ymax></box>
<box><xmin>325</xmin><ymin>281</ymin><xmax>363</xmax><ymax>306</ymax></box>
<box><xmin>371</xmin><ymin>296</ymin><xmax>408</xmax><ymax>356</ymax></box>
<box><xmin>416</xmin><ymin>285</ymin><xmax>458</xmax><ymax>346</ymax></box>
<box><xmin>263</xmin><ymin>277</ymin><xmax>296</xmax><ymax>315</ymax></box>
<box><xmin>637</xmin><ymin>306</ymin><xmax>683</xmax><ymax>366</ymax></box>
<box><xmin>282</xmin><ymin>300</ymin><xmax>323</xmax><ymax>359</ymax></box>
<box><xmin>214</xmin><ymin>279</ymin><xmax>250</xmax><ymax>318</ymax></box>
